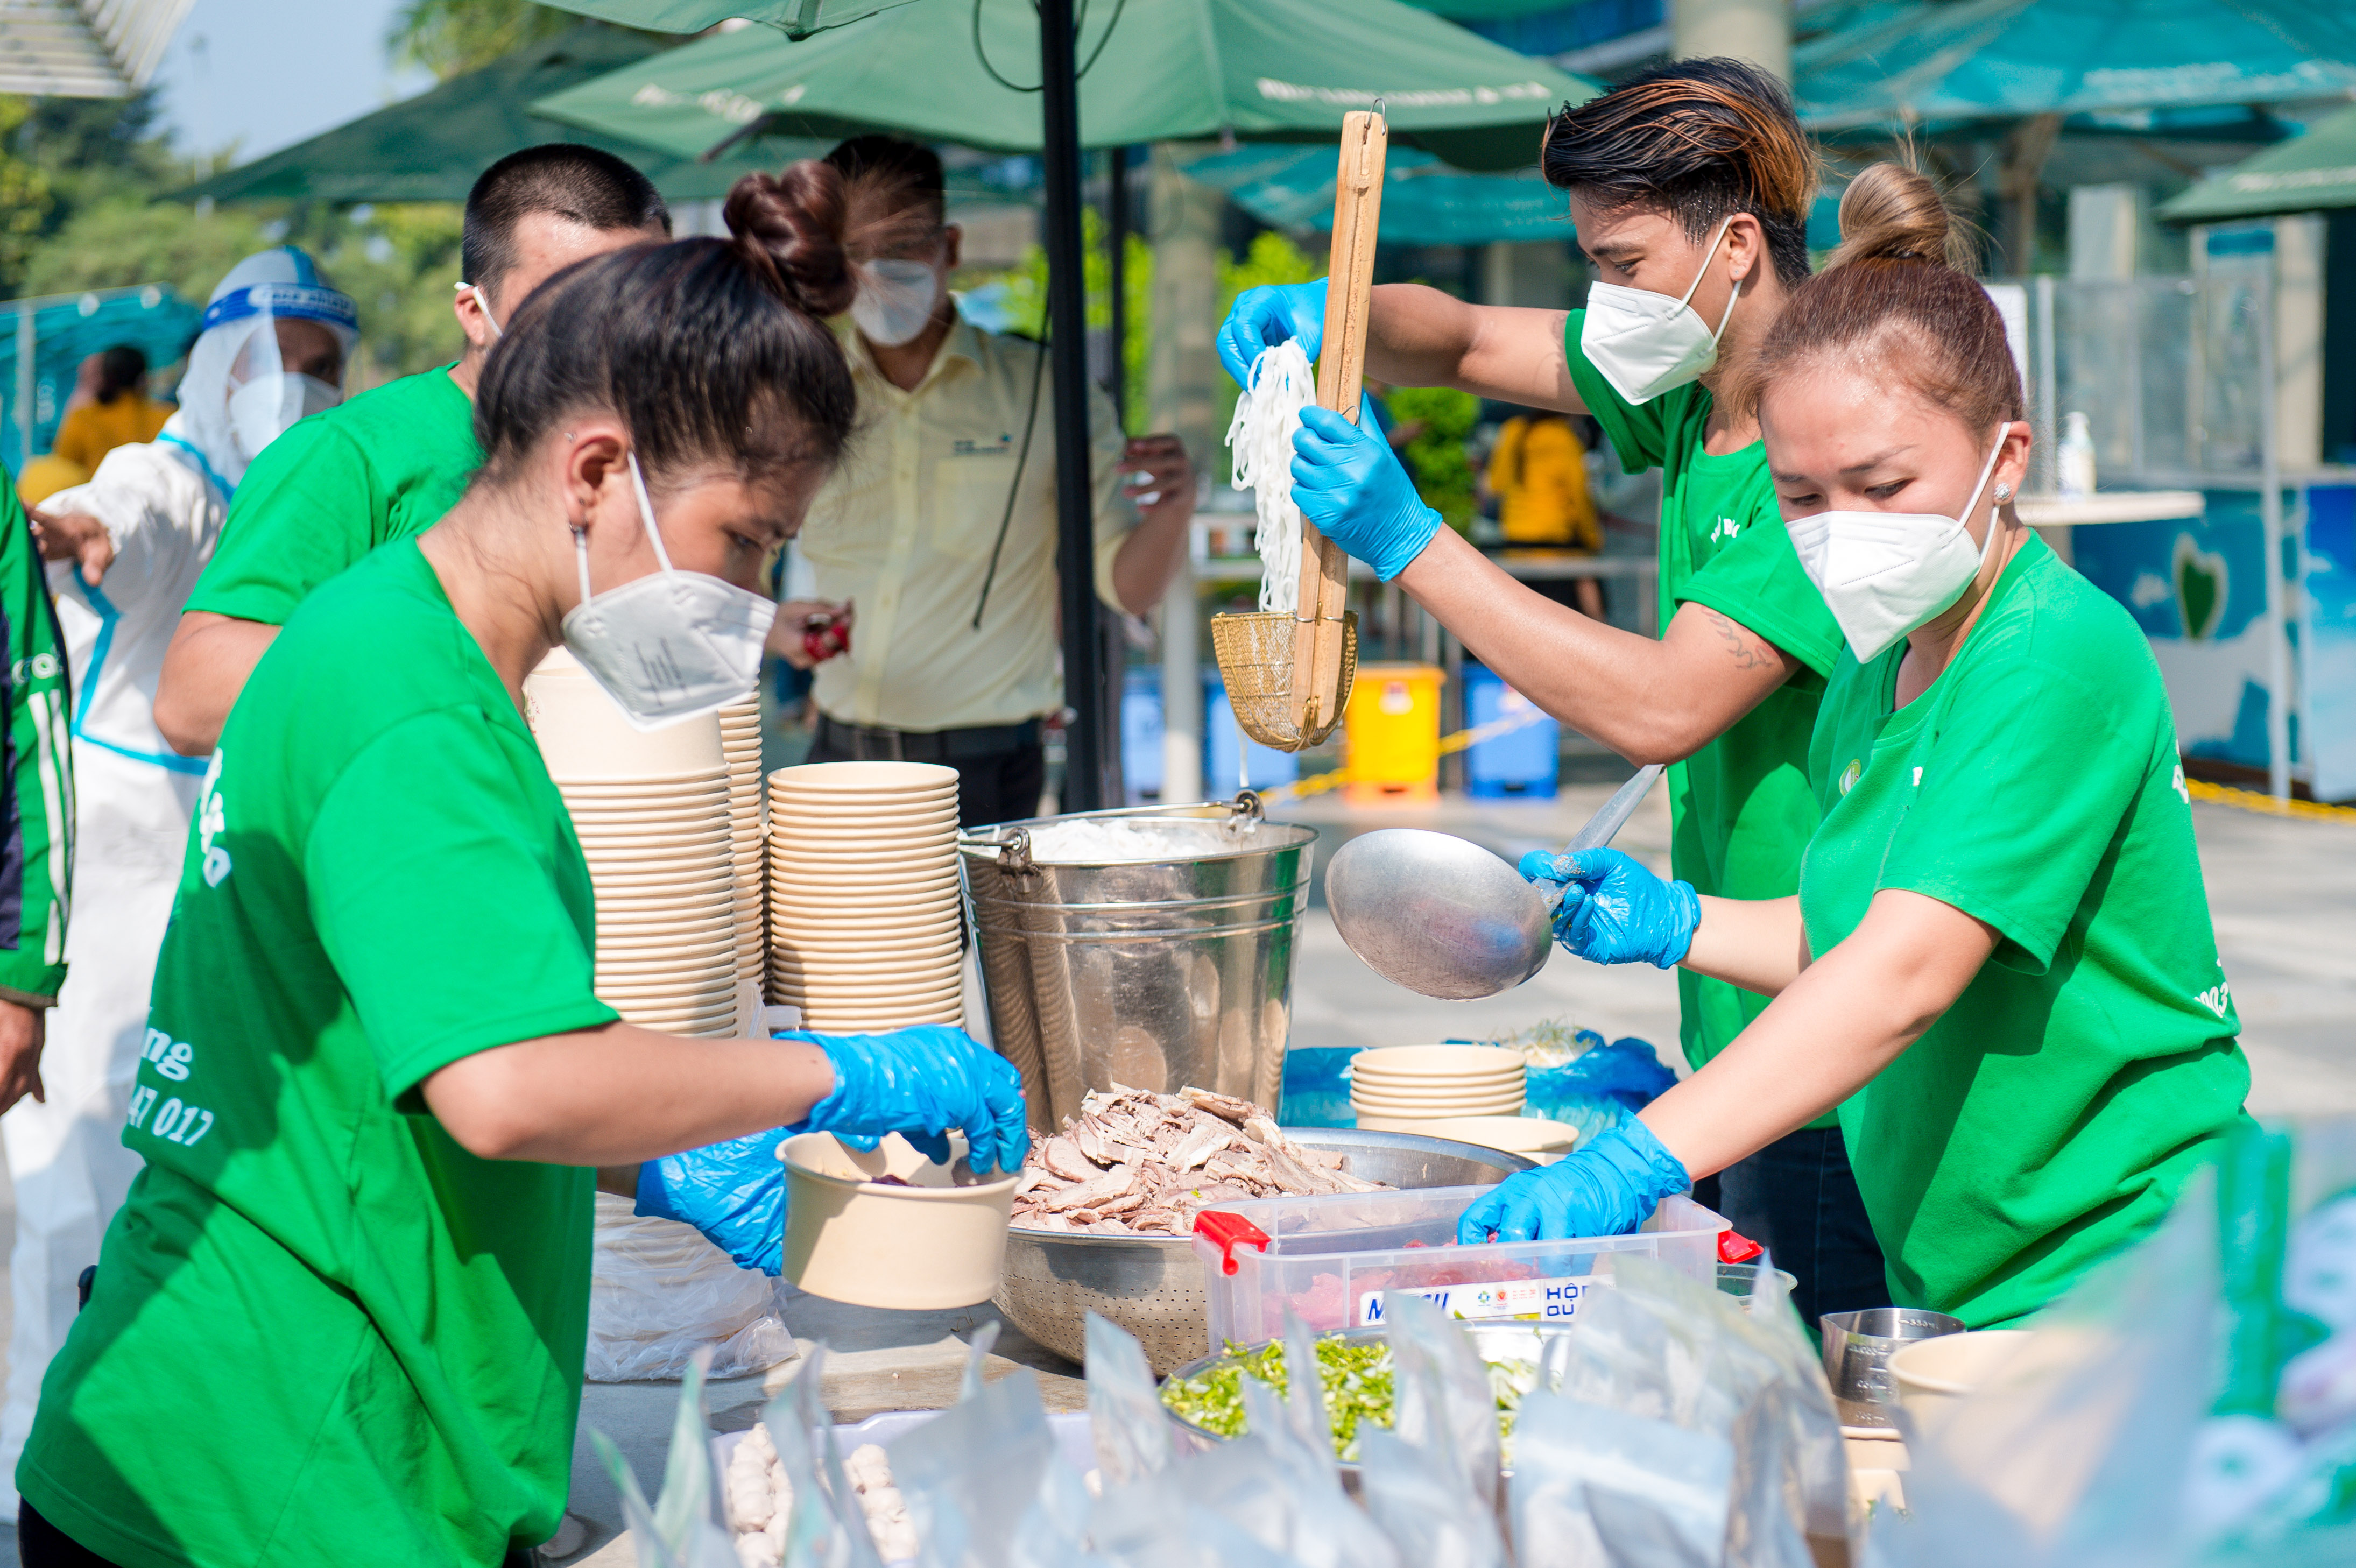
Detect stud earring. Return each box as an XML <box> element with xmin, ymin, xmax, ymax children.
<box><xmin>1994</xmin><ymin>482</ymin><xmax>2012</xmax><ymax>502</ymax></box>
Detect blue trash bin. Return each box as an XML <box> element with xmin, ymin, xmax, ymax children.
<box><xmin>1123</xmin><ymin>666</ymin><xmax>1165</xmax><ymax>803</ymax></box>
<box><xmin>1204</xmin><ymin>674</ymin><xmax>1300</xmax><ymax>792</ymax></box>
<box><xmin>1463</xmin><ymin>662</ymin><xmax>1560</xmax><ymax>799</ymax></box>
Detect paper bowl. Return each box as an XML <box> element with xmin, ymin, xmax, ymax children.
<box><xmin>559</xmin><ymin>773</ymin><xmax>729</xmax><ymax>799</ymax></box>
<box><xmin>1350</xmin><ymin>1046</ymin><xmax>1529</xmax><ymax>1079</ymax></box>
<box><xmin>599</xmin><ymin>940</ymin><xmax>739</xmax><ymax>967</ymax></box>
<box><xmin>780</xmin><ymin>1132</ymin><xmax>1014</xmax><ymax>1309</ymax></box>
<box><xmin>1365</xmin><ymin>1115</ymin><xmax>1578</xmax><ymax>1160</ymax></box>
<box><xmin>766</xmin><ymin>952</ymin><xmax>965</xmax><ymax>979</ymax></box>
<box><xmin>1350</xmin><ymin>1085</ymin><xmax>1527</xmax><ymax>1110</ymax></box>
<box><xmin>768</xmin><ymin>760</ymin><xmax>960</xmax><ymax>793</ymax></box>
<box><xmin>529</xmin><ymin>676</ymin><xmax>725</xmax><ymax>780</ymax></box>
<box><xmin>1889</xmin><ymin>1331</ymin><xmax>2035</xmax><ymax>1426</ymax></box>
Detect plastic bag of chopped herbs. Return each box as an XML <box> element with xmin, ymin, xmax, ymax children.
<box><xmin>1160</xmin><ymin>1334</ymin><xmax>1398</xmax><ymax>1460</ymax></box>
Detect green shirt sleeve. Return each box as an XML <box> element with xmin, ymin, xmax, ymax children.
<box><xmin>187</xmin><ymin>418</ymin><xmax>381</xmax><ymax>626</ymax></box>
<box><xmin>1674</xmin><ymin>486</ymin><xmax>1848</xmax><ymax>681</ymax></box>
<box><xmin>1562</xmin><ymin>308</ymin><xmax>1671</xmax><ymax>475</ymax></box>
<box><xmin>306</xmin><ymin>709</ymin><xmax>617</xmax><ymax>1103</ymax></box>
<box><xmin>1878</xmin><ymin>651</ymin><xmax>2159</xmax><ymax>974</ymax></box>
<box><xmin>0</xmin><ymin>484</ymin><xmax>68</xmax><ymax>1005</ymax></box>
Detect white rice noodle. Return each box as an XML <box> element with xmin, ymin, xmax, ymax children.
<box><xmin>1225</xmin><ymin>340</ymin><xmax>1317</xmax><ymax>613</ymax></box>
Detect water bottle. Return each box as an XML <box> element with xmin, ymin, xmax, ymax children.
<box><xmin>2058</xmin><ymin>411</ymin><xmax>2097</xmax><ymax>500</ymax></box>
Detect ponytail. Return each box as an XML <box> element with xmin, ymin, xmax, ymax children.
<box><xmin>1732</xmin><ymin>161</ymin><xmax>2020</xmax><ymax>434</ymax></box>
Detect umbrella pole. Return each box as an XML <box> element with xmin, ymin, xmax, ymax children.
<box><xmin>1039</xmin><ymin>0</ymin><xmax>1106</xmax><ymax>811</ymax></box>
<box><xmin>1106</xmin><ymin>146</ymin><xmax>1128</xmax><ymax>430</ymax></box>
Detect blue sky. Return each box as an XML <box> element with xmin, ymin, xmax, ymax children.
<box><xmin>152</xmin><ymin>0</ymin><xmax>436</xmax><ymax>162</ymax></box>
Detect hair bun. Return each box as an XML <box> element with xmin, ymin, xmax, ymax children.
<box><xmin>1828</xmin><ymin>162</ymin><xmax>1977</xmax><ymax>272</ymax></box>
<box><xmin>724</xmin><ymin>163</ymin><xmax>857</xmax><ymax>319</ymax></box>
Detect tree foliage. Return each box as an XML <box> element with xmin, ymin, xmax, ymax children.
<box><xmin>389</xmin><ymin>0</ymin><xmax>574</xmax><ymax>81</ymax></box>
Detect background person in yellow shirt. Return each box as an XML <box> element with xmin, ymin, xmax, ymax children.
<box><xmin>1483</xmin><ymin>408</ymin><xmax>1604</xmax><ymax>617</ymax></box>
<box><xmin>782</xmin><ymin>136</ymin><xmax>1196</xmax><ymax>829</ymax></box>
<box><xmin>51</xmin><ymin>347</ymin><xmax>170</xmax><ymax>475</ymax></box>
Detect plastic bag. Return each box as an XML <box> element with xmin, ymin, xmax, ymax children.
<box><xmin>1357</xmin><ymin>1426</ymin><xmax>1509</xmax><ymax>1568</ymax></box>
<box><xmin>590</xmin><ymin>1348</ymin><xmax>744</xmax><ymax>1568</ymax></box>
<box><xmin>1086</xmin><ymin>1311</ymin><xmax>1175</xmax><ymax>1486</ymax></box>
<box><xmin>1509</xmin><ymin>1388</ymin><xmax>1733</xmax><ymax>1568</ymax></box>
<box><xmin>765</xmin><ymin>1345</ymin><xmax>888</xmax><ymax>1568</ymax></box>
<box><xmin>590</xmin><ymin>1192</ymin><xmax>800</xmax><ymax>1382</ymax></box>
<box><xmin>1522</xmin><ymin>1037</ymin><xmax>1677</xmax><ymax>1146</ymax></box>
<box><xmin>1385</xmin><ymin>1294</ymin><xmax>1505</xmax><ymax>1512</ymax></box>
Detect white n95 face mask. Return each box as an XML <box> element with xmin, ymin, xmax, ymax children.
<box><xmin>1786</xmin><ymin>432</ymin><xmax>2011</xmax><ymax>662</ymax></box>
<box><xmin>1579</xmin><ymin>216</ymin><xmax>1741</xmax><ymax>406</ymax></box>
<box><xmin>562</xmin><ymin>454</ymin><xmax>780</xmax><ymax>730</ymax></box>
<box><xmin>851</xmin><ymin>259</ymin><xmax>940</xmax><ymax>347</ymax></box>
<box><xmin>227</xmin><ymin>372</ymin><xmax>341</xmax><ymax>465</ymax></box>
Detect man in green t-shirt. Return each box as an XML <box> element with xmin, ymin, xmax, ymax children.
<box><xmin>153</xmin><ymin>144</ymin><xmax>673</xmax><ymax>755</ymax></box>
<box><xmin>1218</xmin><ymin>60</ymin><xmax>1884</xmax><ymax>1325</ymax></box>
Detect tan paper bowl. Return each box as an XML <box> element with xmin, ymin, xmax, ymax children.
<box><xmin>768</xmin><ymin>760</ymin><xmax>961</xmax><ymax>793</ymax></box>
<box><xmin>768</xmin><ymin>867</ymin><xmax>961</xmax><ymax>890</ymax></box>
<box><xmin>1350</xmin><ymin>1045</ymin><xmax>1529</xmax><ymax>1078</ymax></box>
<box><xmin>1889</xmin><ymin>1330</ymin><xmax>2035</xmax><ymax>1426</ymax></box>
<box><xmin>615</xmin><ymin>1006</ymin><xmax>738</xmax><ymax>1030</ymax></box>
<box><xmin>768</xmin><ymin>813</ymin><xmax>961</xmax><ymax>832</ymax></box>
<box><xmin>767</xmin><ymin>960</ymin><xmax>965</xmax><ymax>985</ymax></box>
<box><xmin>575</xmin><ymin>827</ymin><xmax>733</xmax><ymax>850</ymax></box>
<box><xmin>768</xmin><ymin>904</ymin><xmax>962</xmax><ymax>929</ymax></box>
<box><xmin>559</xmin><ymin>774</ymin><xmax>729</xmax><ymax>799</ymax></box>
<box><xmin>1351</xmin><ymin>1087</ymin><xmax>1528</xmax><ymax>1111</ymax></box>
<box><xmin>767</xmin><ymin>835</ymin><xmax>961</xmax><ymax>859</ymax></box>
<box><xmin>1372</xmin><ymin>1114</ymin><xmax>1580</xmax><ymax>1159</ymax></box>
<box><xmin>530</xmin><ymin>678</ymin><xmax>725</xmax><ymax>780</ymax></box>
<box><xmin>779</xmin><ymin>1132</ymin><xmax>1014</xmax><ymax>1309</ymax></box>
<box><xmin>599</xmin><ymin>942</ymin><xmax>740</xmax><ymax>968</ymax></box>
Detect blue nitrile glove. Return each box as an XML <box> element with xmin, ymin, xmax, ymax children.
<box><xmin>637</xmin><ymin>1127</ymin><xmax>794</xmax><ymax>1275</ymax></box>
<box><xmin>786</xmin><ymin>1026</ymin><xmax>1031</xmax><ymax>1177</ymax></box>
<box><xmin>1518</xmin><ymin>846</ymin><xmax>1699</xmax><ymax>969</ymax></box>
<box><xmin>1217</xmin><ymin>282</ymin><xmax>1326</xmax><ymax>386</ymax></box>
<box><xmin>1289</xmin><ymin>405</ymin><xmax>1444</xmax><ymax>582</ymax></box>
<box><xmin>1455</xmin><ymin>1118</ymin><xmax>1691</xmax><ymax>1244</ymax></box>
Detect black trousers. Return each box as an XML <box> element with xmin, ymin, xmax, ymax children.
<box><xmin>806</xmin><ymin>731</ymin><xmax>1046</xmax><ymax>831</ymax></box>
<box><xmin>19</xmin><ymin>1500</ymin><xmax>540</xmax><ymax>1567</ymax></box>
<box><xmin>1691</xmin><ymin>1122</ymin><xmax>1887</xmax><ymax>1334</ymax></box>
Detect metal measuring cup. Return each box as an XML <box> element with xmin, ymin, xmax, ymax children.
<box><xmin>1820</xmin><ymin>1308</ymin><xmax>1965</xmax><ymax>1427</ymax></box>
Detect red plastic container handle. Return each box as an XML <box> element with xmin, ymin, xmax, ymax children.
<box><xmin>1718</xmin><ymin>1227</ymin><xmax>1764</xmax><ymax>1265</ymax></box>
<box><xmin>1194</xmin><ymin>1211</ymin><xmax>1272</xmax><ymax>1276</ymax></box>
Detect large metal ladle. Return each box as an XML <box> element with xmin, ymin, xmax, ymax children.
<box><xmin>1325</xmin><ymin>765</ymin><xmax>1664</xmax><ymax>1000</ymax></box>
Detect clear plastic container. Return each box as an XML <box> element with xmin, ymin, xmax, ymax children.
<box><xmin>1194</xmin><ymin>1187</ymin><xmax>1727</xmax><ymax>1348</ymax></box>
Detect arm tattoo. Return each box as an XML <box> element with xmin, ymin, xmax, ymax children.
<box><xmin>1703</xmin><ymin>608</ymin><xmax>1779</xmax><ymax>672</ymax></box>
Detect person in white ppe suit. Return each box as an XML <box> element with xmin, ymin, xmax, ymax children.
<box><xmin>4</xmin><ymin>246</ymin><xmax>357</xmax><ymax>1503</ymax></box>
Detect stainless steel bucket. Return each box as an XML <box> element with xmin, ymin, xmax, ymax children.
<box><xmin>960</xmin><ymin>794</ymin><xmax>1316</xmax><ymax>1134</ymax></box>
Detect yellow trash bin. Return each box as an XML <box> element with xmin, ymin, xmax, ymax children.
<box><xmin>1344</xmin><ymin>662</ymin><xmax>1445</xmax><ymax>806</ymax></box>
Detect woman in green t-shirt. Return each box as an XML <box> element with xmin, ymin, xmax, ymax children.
<box><xmin>15</xmin><ymin>168</ymin><xmax>1027</xmax><ymax>1568</ymax></box>
<box><xmin>1460</xmin><ymin>166</ymin><xmax>2252</xmax><ymax>1328</ymax></box>
<box><xmin>1219</xmin><ymin>58</ymin><xmax>1884</xmax><ymax>1327</ymax></box>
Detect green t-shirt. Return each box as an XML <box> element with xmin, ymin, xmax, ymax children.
<box><xmin>1801</xmin><ymin>534</ymin><xmax>2251</xmax><ymax>1327</ymax></box>
<box><xmin>1564</xmin><ymin>315</ymin><xmax>1846</xmax><ymax>1090</ymax></box>
<box><xmin>20</xmin><ymin>539</ymin><xmax>618</xmax><ymax>1567</ymax></box>
<box><xmin>187</xmin><ymin>364</ymin><xmax>481</xmax><ymax>625</ymax></box>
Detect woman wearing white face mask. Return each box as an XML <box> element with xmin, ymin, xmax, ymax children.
<box><xmin>1218</xmin><ymin>58</ymin><xmax>1882</xmax><ymax>1329</ymax></box>
<box><xmin>14</xmin><ymin>165</ymin><xmax>1028</xmax><ymax>1568</ymax></box>
<box><xmin>1460</xmin><ymin>166</ymin><xmax>2252</xmax><ymax>1330</ymax></box>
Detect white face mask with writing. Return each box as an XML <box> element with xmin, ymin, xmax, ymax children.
<box><xmin>1785</xmin><ymin>431</ymin><xmax>2010</xmax><ymax>662</ymax></box>
<box><xmin>561</xmin><ymin>455</ymin><xmax>779</xmax><ymax>730</ymax></box>
<box><xmin>1578</xmin><ymin>216</ymin><xmax>1740</xmax><ymax>406</ymax></box>
<box><xmin>851</xmin><ymin>259</ymin><xmax>940</xmax><ymax>347</ymax></box>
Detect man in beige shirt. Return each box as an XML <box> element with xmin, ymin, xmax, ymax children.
<box><xmin>779</xmin><ymin>136</ymin><xmax>1194</xmax><ymax>828</ymax></box>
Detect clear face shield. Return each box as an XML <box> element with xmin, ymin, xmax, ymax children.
<box><xmin>195</xmin><ymin>282</ymin><xmax>361</xmax><ymax>472</ymax></box>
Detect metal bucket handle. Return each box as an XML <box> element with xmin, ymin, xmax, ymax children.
<box><xmin>990</xmin><ymin>792</ymin><xmax>1264</xmax><ymax>878</ymax></box>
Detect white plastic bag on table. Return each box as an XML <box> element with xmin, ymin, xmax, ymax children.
<box><xmin>590</xmin><ymin>1348</ymin><xmax>744</xmax><ymax>1568</ymax></box>
<box><xmin>1085</xmin><ymin>1311</ymin><xmax>1174</xmax><ymax>1486</ymax></box>
<box><xmin>1355</xmin><ymin>1298</ymin><xmax>1507</xmax><ymax>1568</ymax></box>
<box><xmin>590</xmin><ymin>1192</ymin><xmax>798</xmax><ymax>1382</ymax></box>
<box><xmin>1509</xmin><ymin>1388</ymin><xmax>1732</xmax><ymax>1568</ymax></box>
<box><xmin>765</xmin><ymin>1345</ymin><xmax>888</xmax><ymax>1568</ymax></box>
<box><xmin>1861</xmin><ymin>1176</ymin><xmax>2219</xmax><ymax>1568</ymax></box>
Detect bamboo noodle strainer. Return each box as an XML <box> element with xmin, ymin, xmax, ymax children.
<box><xmin>1211</xmin><ymin>109</ymin><xmax>1387</xmax><ymax>751</ymax></box>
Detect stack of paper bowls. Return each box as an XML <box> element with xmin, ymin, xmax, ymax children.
<box><xmin>527</xmin><ymin>651</ymin><xmax>740</xmax><ymax>1039</ymax></box>
<box><xmin>1350</xmin><ymin>1044</ymin><xmax>1527</xmax><ymax>1131</ymax></box>
<box><xmin>767</xmin><ymin>761</ymin><xmax>963</xmax><ymax>1030</ymax></box>
<box><xmin>720</xmin><ymin>695</ymin><xmax>764</xmax><ymax>999</ymax></box>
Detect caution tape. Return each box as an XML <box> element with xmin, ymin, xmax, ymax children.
<box><xmin>2187</xmin><ymin>779</ymin><xmax>2356</xmax><ymax>824</ymax></box>
<box><xmin>1253</xmin><ymin>704</ymin><xmax>1553</xmax><ymax>803</ymax></box>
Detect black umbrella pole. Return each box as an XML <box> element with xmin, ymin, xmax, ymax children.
<box><xmin>1039</xmin><ymin>0</ymin><xmax>1105</xmax><ymax>811</ymax></box>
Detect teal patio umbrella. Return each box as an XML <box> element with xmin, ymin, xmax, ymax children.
<box><xmin>2160</xmin><ymin>104</ymin><xmax>2356</xmax><ymax>223</ymax></box>
<box><xmin>1794</xmin><ymin>0</ymin><xmax>2356</xmax><ymax>133</ymax></box>
<box><xmin>529</xmin><ymin>0</ymin><xmax>1597</xmax><ymax>173</ymax></box>
<box><xmin>1179</xmin><ymin>143</ymin><xmax>1572</xmax><ymax>245</ymax></box>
